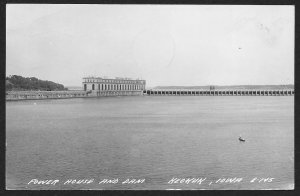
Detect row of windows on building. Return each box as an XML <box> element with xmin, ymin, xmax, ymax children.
<box><xmin>84</xmin><ymin>79</ymin><xmax>144</xmax><ymax>84</ymax></box>
<box><xmin>86</xmin><ymin>83</ymin><xmax>145</xmax><ymax>91</ymax></box>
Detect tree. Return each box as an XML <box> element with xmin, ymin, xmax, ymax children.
<box><xmin>6</xmin><ymin>75</ymin><xmax>68</xmax><ymax>91</ymax></box>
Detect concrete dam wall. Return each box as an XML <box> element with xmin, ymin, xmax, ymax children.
<box><xmin>144</xmin><ymin>89</ymin><xmax>294</xmax><ymax>96</ymax></box>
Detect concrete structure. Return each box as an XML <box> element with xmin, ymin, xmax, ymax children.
<box><xmin>144</xmin><ymin>89</ymin><xmax>294</xmax><ymax>96</ymax></box>
<box><xmin>83</xmin><ymin>77</ymin><xmax>146</xmax><ymax>96</ymax></box>
<box><xmin>6</xmin><ymin>91</ymin><xmax>87</xmax><ymax>101</ymax></box>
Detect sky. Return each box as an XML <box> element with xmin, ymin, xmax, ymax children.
<box><xmin>6</xmin><ymin>5</ymin><xmax>294</xmax><ymax>87</ymax></box>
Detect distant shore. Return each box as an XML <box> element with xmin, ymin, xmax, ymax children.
<box><xmin>153</xmin><ymin>84</ymin><xmax>294</xmax><ymax>90</ymax></box>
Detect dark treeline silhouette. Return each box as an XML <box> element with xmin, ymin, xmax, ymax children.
<box><xmin>6</xmin><ymin>75</ymin><xmax>68</xmax><ymax>91</ymax></box>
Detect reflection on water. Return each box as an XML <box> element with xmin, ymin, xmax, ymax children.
<box><xmin>6</xmin><ymin>96</ymin><xmax>294</xmax><ymax>190</ymax></box>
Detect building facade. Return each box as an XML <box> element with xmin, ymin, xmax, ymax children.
<box><xmin>83</xmin><ymin>77</ymin><xmax>146</xmax><ymax>96</ymax></box>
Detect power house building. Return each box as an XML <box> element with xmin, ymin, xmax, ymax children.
<box><xmin>83</xmin><ymin>77</ymin><xmax>146</xmax><ymax>96</ymax></box>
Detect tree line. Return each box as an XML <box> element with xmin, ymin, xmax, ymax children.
<box><xmin>6</xmin><ymin>75</ymin><xmax>68</xmax><ymax>91</ymax></box>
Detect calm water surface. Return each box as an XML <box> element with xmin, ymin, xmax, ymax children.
<box><xmin>6</xmin><ymin>96</ymin><xmax>294</xmax><ymax>190</ymax></box>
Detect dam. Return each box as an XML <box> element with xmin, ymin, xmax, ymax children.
<box><xmin>144</xmin><ymin>89</ymin><xmax>294</xmax><ymax>96</ymax></box>
<box><xmin>82</xmin><ymin>77</ymin><xmax>294</xmax><ymax>97</ymax></box>
<box><xmin>5</xmin><ymin>76</ymin><xmax>294</xmax><ymax>100</ymax></box>
<box><xmin>6</xmin><ymin>88</ymin><xmax>294</xmax><ymax>101</ymax></box>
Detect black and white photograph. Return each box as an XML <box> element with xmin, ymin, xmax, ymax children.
<box><xmin>5</xmin><ymin>4</ymin><xmax>294</xmax><ymax>190</ymax></box>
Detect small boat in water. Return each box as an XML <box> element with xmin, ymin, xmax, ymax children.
<box><xmin>239</xmin><ymin>136</ymin><xmax>245</xmax><ymax>142</ymax></box>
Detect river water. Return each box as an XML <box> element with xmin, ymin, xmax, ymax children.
<box><xmin>6</xmin><ymin>96</ymin><xmax>294</xmax><ymax>190</ymax></box>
